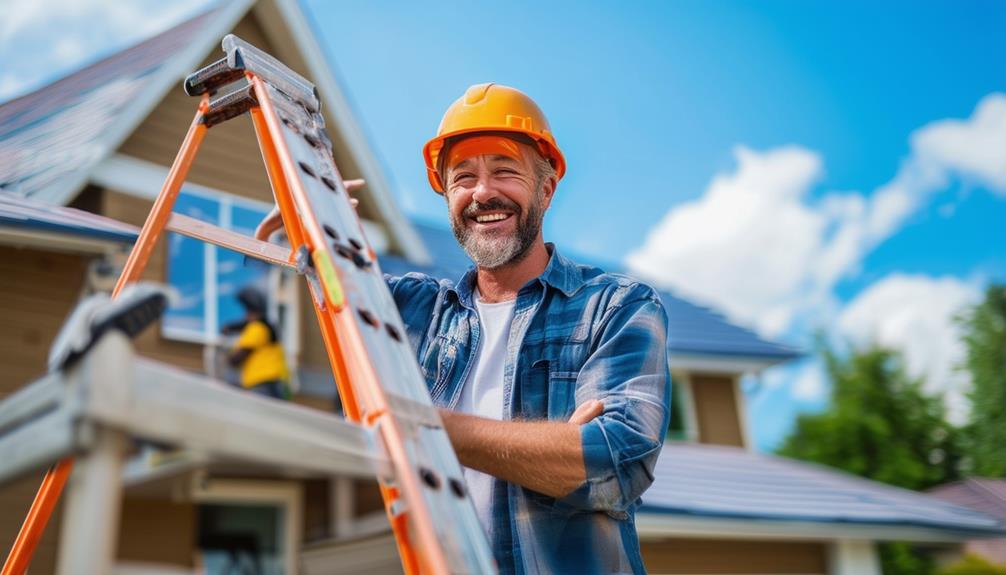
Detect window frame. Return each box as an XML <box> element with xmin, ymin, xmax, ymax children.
<box><xmin>160</xmin><ymin>187</ymin><xmax>298</xmax><ymax>360</ymax></box>
<box><xmin>191</xmin><ymin>478</ymin><xmax>303</xmax><ymax>575</ymax></box>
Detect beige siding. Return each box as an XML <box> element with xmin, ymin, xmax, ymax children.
<box><xmin>0</xmin><ymin>247</ymin><xmax>88</xmax><ymax>396</ymax></box>
<box><xmin>117</xmin><ymin>498</ymin><xmax>197</xmax><ymax>567</ymax></box>
<box><xmin>642</xmin><ymin>538</ymin><xmax>827</xmax><ymax>574</ymax></box>
<box><xmin>0</xmin><ymin>246</ymin><xmax>90</xmax><ymax>574</ymax></box>
<box><xmin>100</xmin><ymin>189</ymin><xmax>205</xmax><ymax>372</ymax></box>
<box><xmin>114</xmin><ymin>13</ymin><xmax>378</xmax><ymax>222</ymax></box>
<box><xmin>299</xmin><ymin>280</ymin><xmax>330</xmax><ymax>371</ymax></box>
<box><xmin>691</xmin><ymin>374</ymin><xmax>745</xmax><ymax>448</ymax></box>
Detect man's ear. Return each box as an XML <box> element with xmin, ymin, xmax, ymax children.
<box><xmin>541</xmin><ymin>175</ymin><xmax>558</xmax><ymax>210</ymax></box>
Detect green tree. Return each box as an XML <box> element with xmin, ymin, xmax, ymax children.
<box><xmin>937</xmin><ymin>554</ymin><xmax>1006</xmax><ymax>575</ymax></box>
<box><xmin>778</xmin><ymin>343</ymin><xmax>964</xmax><ymax>575</ymax></box>
<box><xmin>959</xmin><ymin>285</ymin><xmax>1006</xmax><ymax>477</ymax></box>
<box><xmin>778</xmin><ymin>344</ymin><xmax>961</xmax><ymax>490</ymax></box>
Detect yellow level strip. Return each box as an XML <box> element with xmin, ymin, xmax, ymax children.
<box><xmin>311</xmin><ymin>249</ymin><xmax>345</xmax><ymax>310</ymax></box>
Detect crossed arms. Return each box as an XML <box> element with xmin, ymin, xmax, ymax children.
<box><xmin>443</xmin><ymin>296</ymin><xmax>670</xmax><ymax>512</ymax></box>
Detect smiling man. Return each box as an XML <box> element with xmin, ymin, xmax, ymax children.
<box><xmin>258</xmin><ymin>83</ymin><xmax>670</xmax><ymax>574</ymax></box>
<box><xmin>394</xmin><ymin>83</ymin><xmax>671</xmax><ymax>574</ymax></box>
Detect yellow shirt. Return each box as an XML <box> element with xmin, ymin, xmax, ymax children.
<box><xmin>235</xmin><ymin>320</ymin><xmax>289</xmax><ymax>388</ymax></box>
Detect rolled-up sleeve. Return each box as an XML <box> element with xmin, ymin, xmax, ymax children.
<box><xmin>558</xmin><ymin>294</ymin><xmax>670</xmax><ymax>513</ymax></box>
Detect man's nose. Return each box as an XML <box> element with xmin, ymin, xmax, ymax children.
<box><xmin>471</xmin><ymin>176</ymin><xmax>496</xmax><ymax>204</ymax></box>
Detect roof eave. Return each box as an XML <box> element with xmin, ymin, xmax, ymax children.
<box><xmin>34</xmin><ymin>0</ymin><xmax>256</xmax><ymax>208</ymax></box>
<box><xmin>0</xmin><ymin>226</ymin><xmax>133</xmax><ymax>255</ymax></box>
<box><xmin>669</xmin><ymin>352</ymin><xmax>798</xmax><ymax>374</ymax></box>
<box><xmin>259</xmin><ymin>0</ymin><xmax>432</xmax><ymax>265</ymax></box>
<box><xmin>636</xmin><ymin>512</ymin><xmax>1006</xmax><ymax>543</ymax></box>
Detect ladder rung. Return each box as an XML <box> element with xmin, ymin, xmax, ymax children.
<box><xmin>223</xmin><ymin>34</ymin><xmax>319</xmax><ymax>113</ymax></box>
<box><xmin>166</xmin><ymin>212</ymin><xmax>294</xmax><ymax>269</ymax></box>
<box><xmin>183</xmin><ymin>57</ymin><xmax>246</xmax><ymax>97</ymax></box>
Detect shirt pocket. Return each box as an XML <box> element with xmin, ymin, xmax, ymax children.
<box><xmin>519</xmin><ymin>359</ymin><xmax>580</xmax><ymax>421</ymax></box>
<box><xmin>420</xmin><ymin>335</ymin><xmax>458</xmax><ymax>399</ymax></box>
<box><xmin>547</xmin><ymin>370</ymin><xmax>580</xmax><ymax>421</ymax></box>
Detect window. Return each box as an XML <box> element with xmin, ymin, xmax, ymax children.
<box><xmin>192</xmin><ymin>479</ymin><xmax>303</xmax><ymax>575</ymax></box>
<box><xmin>162</xmin><ymin>189</ymin><xmax>286</xmax><ymax>346</ymax></box>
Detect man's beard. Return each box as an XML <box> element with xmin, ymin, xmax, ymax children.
<box><xmin>450</xmin><ymin>188</ymin><xmax>544</xmax><ymax>270</ymax></box>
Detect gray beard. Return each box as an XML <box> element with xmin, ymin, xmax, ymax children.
<box><xmin>451</xmin><ymin>192</ymin><xmax>544</xmax><ymax>270</ymax></box>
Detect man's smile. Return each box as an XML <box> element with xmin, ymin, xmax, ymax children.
<box><xmin>470</xmin><ymin>211</ymin><xmax>515</xmax><ymax>228</ymax></box>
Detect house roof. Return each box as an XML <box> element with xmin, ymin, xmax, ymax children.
<box><xmin>929</xmin><ymin>478</ymin><xmax>1006</xmax><ymax>523</ymax></box>
<box><xmin>0</xmin><ymin>5</ymin><xmax>228</xmax><ymax>201</ymax></box>
<box><xmin>0</xmin><ymin>0</ymin><xmax>430</xmax><ymax>263</ymax></box>
<box><xmin>379</xmin><ymin>221</ymin><xmax>800</xmax><ymax>366</ymax></box>
<box><xmin>639</xmin><ymin>443</ymin><xmax>1006</xmax><ymax>541</ymax></box>
<box><xmin>0</xmin><ymin>193</ymin><xmax>139</xmax><ymax>244</ymax></box>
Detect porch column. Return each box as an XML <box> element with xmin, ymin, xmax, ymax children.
<box><xmin>828</xmin><ymin>540</ymin><xmax>881</xmax><ymax>575</ymax></box>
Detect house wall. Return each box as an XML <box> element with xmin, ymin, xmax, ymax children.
<box><xmin>641</xmin><ymin>538</ymin><xmax>828</xmax><ymax>574</ymax></box>
<box><xmin>117</xmin><ymin>498</ymin><xmax>197</xmax><ymax>567</ymax></box>
<box><xmin>99</xmin><ymin>188</ymin><xmax>205</xmax><ymax>372</ymax></box>
<box><xmin>690</xmin><ymin>374</ymin><xmax>745</xmax><ymax>448</ymax></box>
<box><xmin>299</xmin><ymin>280</ymin><xmax>335</xmax><ymax>379</ymax></box>
<box><xmin>0</xmin><ymin>246</ymin><xmax>91</xmax><ymax>574</ymax></box>
<box><xmin>114</xmin><ymin>13</ymin><xmax>375</xmax><ymax>222</ymax></box>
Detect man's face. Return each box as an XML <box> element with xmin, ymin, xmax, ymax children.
<box><xmin>444</xmin><ymin>141</ymin><xmax>554</xmax><ymax>269</ymax></box>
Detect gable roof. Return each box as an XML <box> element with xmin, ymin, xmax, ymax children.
<box><xmin>639</xmin><ymin>443</ymin><xmax>1006</xmax><ymax>541</ymax></box>
<box><xmin>0</xmin><ymin>192</ymin><xmax>139</xmax><ymax>255</ymax></box>
<box><xmin>0</xmin><ymin>2</ymin><xmax>246</xmax><ymax>203</ymax></box>
<box><xmin>0</xmin><ymin>194</ymin><xmax>139</xmax><ymax>244</ymax></box>
<box><xmin>0</xmin><ymin>0</ymin><xmax>429</xmax><ymax>263</ymax></box>
<box><xmin>929</xmin><ymin>478</ymin><xmax>1006</xmax><ymax>523</ymax></box>
<box><xmin>379</xmin><ymin>221</ymin><xmax>800</xmax><ymax>367</ymax></box>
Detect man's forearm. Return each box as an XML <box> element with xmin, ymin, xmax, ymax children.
<box><xmin>440</xmin><ymin>410</ymin><xmax>586</xmax><ymax>499</ymax></box>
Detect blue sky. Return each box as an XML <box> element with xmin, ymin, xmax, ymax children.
<box><xmin>304</xmin><ymin>0</ymin><xmax>1006</xmax><ymax>450</ymax></box>
<box><xmin>3</xmin><ymin>1</ymin><xmax>1004</xmax><ymax>450</ymax></box>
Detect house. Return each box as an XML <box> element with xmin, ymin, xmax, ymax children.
<box><xmin>1</xmin><ymin>1</ymin><xmax>1004</xmax><ymax>573</ymax></box>
<box><xmin>928</xmin><ymin>479</ymin><xmax>1006</xmax><ymax>566</ymax></box>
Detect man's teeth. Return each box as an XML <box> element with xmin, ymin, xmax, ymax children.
<box><xmin>475</xmin><ymin>213</ymin><xmax>509</xmax><ymax>223</ymax></box>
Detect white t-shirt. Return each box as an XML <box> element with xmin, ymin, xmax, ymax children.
<box><xmin>456</xmin><ymin>288</ymin><xmax>514</xmax><ymax>537</ymax></box>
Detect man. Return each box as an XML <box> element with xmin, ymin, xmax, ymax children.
<box><xmin>221</xmin><ymin>286</ymin><xmax>289</xmax><ymax>400</ymax></box>
<box><xmin>259</xmin><ymin>83</ymin><xmax>669</xmax><ymax>574</ymax></box>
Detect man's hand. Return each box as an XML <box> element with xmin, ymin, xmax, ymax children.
<box><xmin>567</xmin><ymin>399</ymin><xmax>603</xmax><ymax>425</ymax></box>
<box><xmin>254</xmin><ymin>178</ymin><xmax>365</xmax><ymax>241</ymax></box>
<box><xmin>440</xmin><ymin>400</ymin><xmax>603</xmax><ymax>499</ymax></box>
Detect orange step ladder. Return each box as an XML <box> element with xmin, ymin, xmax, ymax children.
<box><xmin>2</xmin><ymin>34</ymin><xmax>495</xmax><ymax>575</ymax></box>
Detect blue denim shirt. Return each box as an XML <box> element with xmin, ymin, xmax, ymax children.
<box><xmin>387</xmin><ymin>246</ymin><xmax>670</xmax><ymax>574</ymax></box>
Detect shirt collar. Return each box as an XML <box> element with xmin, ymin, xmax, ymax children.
<box><xmin>451</xmin><ymin>243</ymin><xmax>584</xmax><ymax>306</ymax></box>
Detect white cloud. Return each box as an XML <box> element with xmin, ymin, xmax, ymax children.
<box><xmin>912</xmin><ymin>93</ymin><xmax>1006</xmax><ymax>194</ymax></box>
<box><xmin>626</xmin><ymin>146</ymin><xmax>831</xmax><ymax>337</ymax></box>
<box><xmin>837</xmin><ymin>274</ymin><xmax>982</xmax><ymax>423</ymax></box>
<box><xmin>626</xmin><ymin>93</ymin><xmax>1006</xmax><ymax>339</ymax></box>
<box><xmin>791</xmin><ymin>361</ymin><xmax>827</xmax><ymax>402</ymax></box>
<box><xmin>0</xmin><ymin>0</ymin><xmax>213</xmax><ymax>100</ymax></box>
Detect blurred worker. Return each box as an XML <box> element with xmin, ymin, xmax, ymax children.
<box><xmin>221</xmin><ymin>286</ymin><xmax>289</xmax><ymax>400</ymax></box>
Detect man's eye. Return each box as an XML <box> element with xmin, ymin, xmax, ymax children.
<box><xmin>453</xmin><ymin>173</ymin><xmax>475</xmax><ymax>183</ymax></box>
<box><xmin>495</xmin><ymin>168</ymin><xmax>517</xmax><ymax>176</ymax></box>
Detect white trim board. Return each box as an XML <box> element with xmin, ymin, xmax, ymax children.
<box><xmin>0</xmin><ymin>227</ymin><xmax>129</xmax><ymax>255</ymax></box>
<box><xmin>92</xmin><ymin>153</ymin><xmax>390</xmax><ymax>253</ymax></box>
<box><xmin>636</xmin><ymin>513</ymin><xmax>991</xmax><ymax>543</ymax></box>
<box><xmin>669</xmin><ymin>354</ymin><xmax>785</xmax><ymax>375</ymax></box>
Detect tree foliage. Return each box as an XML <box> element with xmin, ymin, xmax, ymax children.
<box><xmin>959</xmin><ymin>285</ymin><xmax>1006</xmax><ymax>477</ymax></box>
<box><xmin>937</xmin><ymin>554</ymin><xmax>1006</xmax><ymax>575</ymax></box>
<box><xmin>778</xmin><ymin>342</ymin><xmax>961</xmax><ymax>491</ymax></box>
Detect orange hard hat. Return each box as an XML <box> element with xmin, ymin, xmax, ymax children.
<box><xmin>423</xmin><ymin>83</ymin><xmax>566</xmax><ymax>193</ymax></box>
